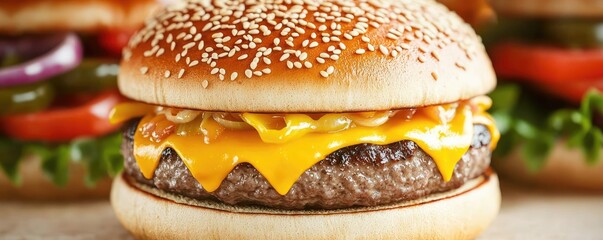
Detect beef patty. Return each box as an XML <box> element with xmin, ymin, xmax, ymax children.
<box><xmin>123</xmin><ymin>120</ymin><xmax>492</xmax><ymax>210</ymax></box>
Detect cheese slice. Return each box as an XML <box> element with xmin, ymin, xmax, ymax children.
<box><xmin>121</xmin><ymin>99</ymin><xmax>499</xmax><ymax>195</ymax></box>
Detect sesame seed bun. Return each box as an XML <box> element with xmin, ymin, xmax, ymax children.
<box><xmin>111</xmin><ymin>172</ymin><xmax>501</xmax><ymax>240</ymax></box>
<box><xmin>0</xmin><ymin>156</ymin><xmax>112</xmax><ymax>201</ymax></box>
<box><xmin>489</xmin><ymin>0</ymin><xmax>603</xmax><ymax>18</ymax></box>
<box><xmin>118</xmin><ymin>0</ymin><xmax>495</xmax><ymax>112</ymax></box>
<box><xmin>494</xmin><ymin>141</ymin><xmax>603</xmax><ymax>192</ymax></box>
<box><xmin>0</xmin><ymin>0</ymin><xmax>160</xmax><ymax>33</ymax></box>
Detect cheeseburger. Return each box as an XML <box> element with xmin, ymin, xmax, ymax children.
<box><xmin>110</xmin><ymin>0</ymin><xmax>501</xmax><ymax>239</ymax></box>
<box><xmin>486</xmin><ymin>0</ymin><xmax>603</xmax><ymax>190</ymax></box>
<box><xmin>0</xmin><ymin>0</ymin><xmax>160</xmax><ymax>200</ymax></box>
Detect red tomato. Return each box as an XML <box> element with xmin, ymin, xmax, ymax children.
<box><xmin>0</xmin><ymin>90</ymin><xmax>125</xmax><ymax>142</ymax></box>
<box><xmin>543</xmin><ymin>79</ymin><xmax>603</xmax><ymax>104</ymax></box>
<box><xmin>97</xmin><ymin>29</ymin><xmax>136</xmax><ymax>56</ymax></box>
<box><xmin>491</xmin><ymin>42</ymin><xmax>603</xmax><ymax>83</ymax></box>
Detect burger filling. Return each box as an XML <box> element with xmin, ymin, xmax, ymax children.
<box><xmin>0</xmin><ymin>32</ymin><xmax>132</xmax><ymax>186</ymax></box>
<box><xmin>123</xmin><ymin>122</ymin><xmax>492</xmax><ymax>209</ymax></box>
<box><xmin>111</xmin><ymin>96</ymin><xmax>499</xmax><ymax>208</ymax></box>
<box><xmin>482</xmin><ymin>18</ymin><xmax>603</xmax><ymax>169</ymax></box>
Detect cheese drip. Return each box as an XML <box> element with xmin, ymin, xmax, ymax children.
<box><xmin>120</xmin><ymin>98</ymin><xmax>499</xmax><ymax>195</ymax></box>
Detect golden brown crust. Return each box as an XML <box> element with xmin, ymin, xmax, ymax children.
<box><xmin>119</xmin><ymin>0</ymin><xmax>495</xmax><ymax>112</ymax></box>
<box><xmin>494</xmin><ymin>141</ymin><xmax>603</xmax><ymax>191</ymax></box>
<box><xmin>489</xmin><ymin>0</ymin><xmax>603</xmax><ymax>18</ymax></box>
<box><xmin>0</xmin><ymin>156</ymin><xmax>112</xmax><ymax>201</ymax></box>
<box><xmin>0</xmin><ymin>0</ymin><xmax>160</xmax><ymax>33</ymax></box>
<box><xmin>111</xmin><ymin>172</ymin><xmax>500</xmax><ymax>240</ymax></box>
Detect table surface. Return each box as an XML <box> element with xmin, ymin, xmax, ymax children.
<box><xmin>1</xmin><ymin>180</ymin><xmax>602</xmax><ymax>240</ymax></box>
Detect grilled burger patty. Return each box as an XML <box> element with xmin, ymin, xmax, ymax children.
<box><xmin>123</xmin><ymin>120</ymin><xmax>492</xmax><ymax>210</ymax></box>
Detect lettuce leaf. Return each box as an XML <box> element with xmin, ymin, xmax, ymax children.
<box><xmin>0</xmin><ymin>138</ymin><xmax>23</xmax><ymax>184</ymax></box>
<box><xmin>490</xmin><ymin>84</ymin><xmax>603</xmax><ymax>170</ymax></box>
<box><xmin>0</xmin><ymin>133</ymin><xmax>123</xmax><ymax>187</ymax></box>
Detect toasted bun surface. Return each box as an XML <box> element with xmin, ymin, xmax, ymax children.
<box><xmin>0</xmin><ymin>0</ymin><xmax>160</xmax><ymax>33</ymax></box>
<box><xmin>0</xmin><ymin>156</ymin><xmax>112</xmax><ymax>201</ymax></box>
<box><xmin>494</xmin><ymin>141</ymin><xmax>603</xmax><ymax>191</ymax></box>
<box><xmin>111</xmin><ymin>171</ymin><xmax>500</xmax><ymax>240</ymax></box>
<box><xmin>489</xmin><ymin>0</ymin><xmax>603</xmax><ymax>18</ymax></box>
<box><xmin>119</xmin><ymin>0</ymin><xmax>495</xmax><ymax>112</ymax></box>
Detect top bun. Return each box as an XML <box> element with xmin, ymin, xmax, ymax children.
<box><xmin>119</xmin><ymin>0</ymin><xmax>495</xmax><ymax>112</ymax></box>
<box><xmin>0</xmin><ymin>0</ymin><xmax>160</xmax><ymax>33</ymax></box>
<box><xmin>490</xmin><ymin>0</ymin><xmax>603</xmax><ymax>18</ymax></box>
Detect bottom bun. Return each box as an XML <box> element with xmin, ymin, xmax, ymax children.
<box><xmin>494</xmin><ymin>141</ymin><xmax>603</xmax><ymax>191</ymax></box>
<box><xmin>0</xmin><ymin>156</ymin><xmax>112</xmax><ymax>201</ymax></box>
<box><xmin>111</xmin><ymin>171</ymin><xmax>500</xmax><ymax>240</ymax></box>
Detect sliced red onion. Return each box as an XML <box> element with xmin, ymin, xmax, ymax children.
<box><xmin>0</xmin><ymin>33</ymin><xmax>83</xmax><ymax>87</ymax></box>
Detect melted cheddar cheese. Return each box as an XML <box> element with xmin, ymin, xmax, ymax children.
<box><xmin>111</xmin><ymin>97</ymin><xmax>499</xmax><ymax>195</ymax></box>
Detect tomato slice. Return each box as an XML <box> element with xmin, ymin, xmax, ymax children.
<box><xmin>543</xmin><ymin>79</ymin><xmax>603</xmax><ymax>104</ymax></box>
<box><xmin>97</xmin><ymin>29</ymin><xmax>136</xmax><ymax>57</ymax></box>
<box><xmin>0</xmin><ymin>90</ymin><xmax>125</xmax><ymax>142</ymax></box>
<box><xmin>491</xmin><ymin>42</ymin><xmax>603</xmax><ymax>83</ymax></box>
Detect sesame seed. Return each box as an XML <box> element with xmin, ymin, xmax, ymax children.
<box><xmin>178</xmin><ymin>69</ymin><xmax>185</xmax><ymax>78</ymax></box>
<box><xmin>326</xmin><ymin>66</ymin><xmax>334</xmax><ymax>74</ymax></box>
<box><xmin>202</xmin><ymin>80</ymin><xmax>209</xmax><ymax>89</ymax></box>
<box><xmin>280</xmin><ymin>53</ymin><xmax>290</xmax><ymax>61</ymax></box>
<box><xmin>355</xmin><ymin>49</ymin><xmax>366</xmax><ymax>54</ymax></box>
<box><xmin>455</xmin><ymin>62</ymin><xmax>466</xmax><ymax>70</ymax></box>
<box><xmin>431</xmin><ymin>51</ymin><xmax>440</xmax><ymax>61</ymax></box>
<box><xmin>320</xmin><ymin>71</ymin><xmax>329</xmax><ymax>78</ymax></box>
<box><xmin>379</xmin><ymin>45</ymin><xmax>389</xmax><ymax>55</ymax></box>
<box><xmin>164</xmin><ymin>70</ymin><xmax>171</xmax><ymax>78</ymax></box>
<box><xmin>418</xmin><ymin>56</ymin><xmax>426</xmax><ymax>63</ymax></box>
<box><xmin>245</xmin><ymin>69</ymin><xmax>253</xmax><ymax>78</ymax></box>
<box><xmin>231</xmin><ymin>72</ymin><xmax>238</xmax><ymax>80</ymax></box>
<box><xmin>140</xmin><ymin>67</ymin><xmax>148</xmax><ymax>74</ymax></box>
<box><xmin>431</xmin><ymin>71</ymin><xmax>438</xmax><ymax>80</ymax></box>
<box><xmin>300</xmin><ymin>52</ymin><xmax>308</xmax><ymax>61</ymax></box>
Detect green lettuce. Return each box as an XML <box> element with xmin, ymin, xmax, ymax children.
<box><xmin>490</xmin><ymin>84</ymin><xmax>603</xmax><ymax>171</ymax></box>
<box><xmin>0</xmin><ymin>133</ymin><xmax>123</xmax><ymax>187</ymax></box>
